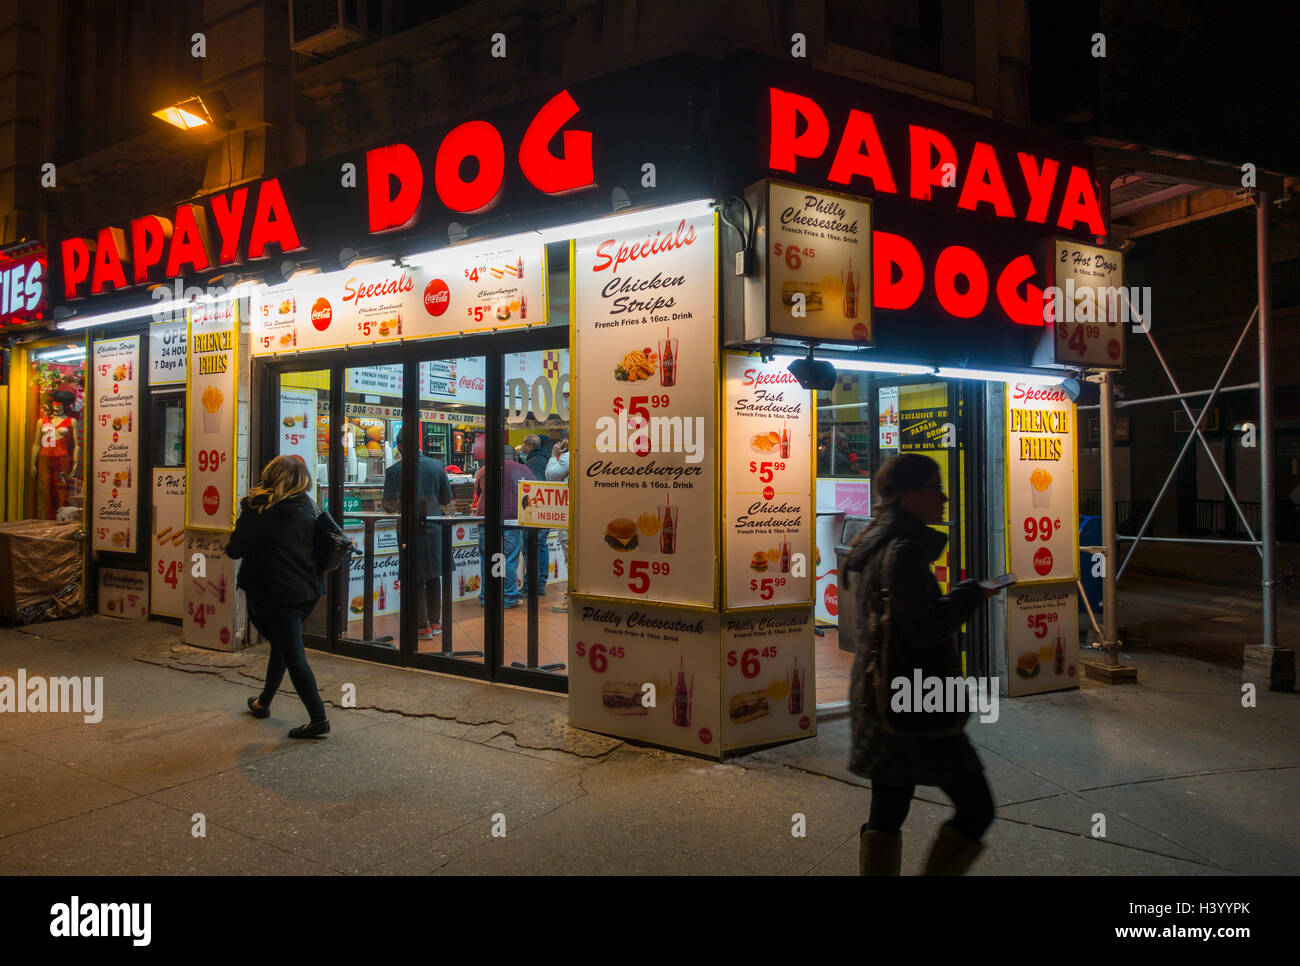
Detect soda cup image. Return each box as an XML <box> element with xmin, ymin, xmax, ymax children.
<box><xmin>1029</xmin><ymin>467</ymin><xmax>1053</xmax><ymax>509</ymax></box>
<box><xmin>658</xmin><ymin>336</ymin><xmax>678</xmax><ymax>388</ymax></box>
<box><xmin>201</xmin><ymin>385</ymin><xmax>224</xmax><ymax>435</ymax></box>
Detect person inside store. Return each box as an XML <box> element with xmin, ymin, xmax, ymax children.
<box><xmin>842</xmin><ymin>453</ymin><xmax>997</xmax><ymax>875</ymax></box>
<box><xmin>520</xmin><ymin>433</ymin><xmax>551</xmax><ymax>597</ymax></box>
<box><xmin>546</xmin><ymin>430</ymin><xmax>570</xmax><ymax>613</ymax></box>
<box><xmin>382</xmin><ymin>429</ymin><xmax>453</xmax><ymax>639</ymax></box>
<box><xmin>31</xmin><ymin>389</ymin><xmax>80</xmax><ymax>520</ymax></box>
<box><xmin>817</xmin><ymin>427</ymin><xmax>872</xmax><ymax>478</ymax></box>
<box><xmin>228</xmin><ymin>455</ymin><xmax>330</xmax><ymax>739</ymax></box>
<box><xmin>477</xmin><ymin>443</ymin><xmax>535</xmax><ymax>609</ymax></box>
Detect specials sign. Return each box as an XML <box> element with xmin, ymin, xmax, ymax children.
<box><xmin>186</xmin><ymin>300</ymin><xmax>239</xmax><ymax>530</ymax></box>
<box><xmin>1005</xmin><ymin>382</ymin><xmax>1078</xmax><ymax>584</ymax></box>
<box><xmin>572</xmin><ymin>212</ymin><xmax>718</xmax><ymax>609</ymax></box>
<box><xmin>721</xmin><ymin>354</ymin><xmax>813</xmax><ymax>609</ymax></box>
<box><xmin>250</xmin><ymin>234</ymin><xmax>546</xmax><ymax>354</ymax></box>
<box><xmin>90</xmin><ymin>335</ymin><xmax>140</xmax><ymax>552</ymax></box>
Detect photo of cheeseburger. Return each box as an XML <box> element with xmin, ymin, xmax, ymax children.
<box><xmin>601</xmin><ymin>681</ymin><xmax>647</xmax><ymax>715</ymax></box>
<box><xmin>350</xmin><ymin>594</ymin><xmax>365</xmax><ymax>614</ymax></box>
<box><xmin>729</xmin><ymin>690</ymin><xmax>770</xmax><ymax>724</ymax></box>
<box><xmin>1016</xmin><ymin>652</ymin><xmax>1040</xmax><ymax>679</ymax></box>
<box><xmin>604</xmin><ymin>518</ymin><xmax>638</xmax><ymax>551</ymax></box>
<box><xmin>750</xmin><ymin>551</ymin><xmax>769</xmax><ymax>572</ymax></box>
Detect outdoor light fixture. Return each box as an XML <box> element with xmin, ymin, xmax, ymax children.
<box><xmin>534</xmin><ymin>199</ymin><xmax>715</xmax><ymax>243</ymax></box>
<box><xmin>34</xmin><ymin>345</ymin><xmax>85</xmax><ymax>363</ymax></box>
<box><xmin>786</xmin><ymin>345</ymin><xmax>838</xmax><ymax>392</ymax></box>
<box><xmin>611</xmin><ymin>186</ymin><xmax>631</xmax><ymax>211</ymax></box>
<box><xmin>151</xmin><ymin>94</ymin><xmax>232</xmax><ymax>132</ymax></box>
<box><xmin>338</xmin><ymin>247</ymin><xmax>358</xmax><ymax>269</ymax></box>
<box><xmin>448</xmin><ymin>222</ymin><xmax>468</xmax><ymax>243</ymax></box>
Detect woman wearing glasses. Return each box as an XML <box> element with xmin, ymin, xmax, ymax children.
<box><xmin>842</xmin><ymin>453</ymin><xmax>997</xmax><ymax>875</ymax></box>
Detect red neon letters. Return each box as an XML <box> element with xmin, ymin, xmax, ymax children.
<box><xmin>768</xmin><ymin>86</ymin><xmax>1105</xmax><ymax>234</ymax></box>
<box><xmin>368</xmin><ymin>89</ymin><xmax>595</xmax><ymax>226</ymax></box>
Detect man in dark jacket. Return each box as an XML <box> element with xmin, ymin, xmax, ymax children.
<box><xmin>841</xmin><ymin>453</ymin><xmax>994</xmax><ymax>877</ymax></box>
<box><xmin>519</xmin><ymin>434</ymin><xmax>551</xmax><ymax>596</ymax></box>
<box><xmin>383</xmin><ymin>429</ymin><xmax>453</xmax><ymax>638</ymax></box>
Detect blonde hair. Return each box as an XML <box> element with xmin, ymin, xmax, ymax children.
<box><xmin>247</xmin><ymin>455</ymin><xmax>311</xmax><ymax>511</ymax></box>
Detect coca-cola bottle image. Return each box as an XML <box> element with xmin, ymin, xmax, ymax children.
<box><xmin>789</xmin><ymin>659</ymin><xmax>803</xmax><ymax>715</ymax></box>
<box><xmin>844</xmin><ymin>258</ymin><xmax>858</xmax><ymax>319</ymax></box>
<box><xmin>217</xmin><ymin>572</ymin><xmax>227</xmax><ymax>603</ymax></box>
<box><xmin>516</xmin><ymin>256</ymin><xmax>524</xmax><ymax>279</ymax></box>
<box><xmin>520</xmin><ymin>295</ymin><xmax>527</xmax><ymax>320</ymax></box>
<box><xmin>659</xmin><ymin>335</ymin><xmax>677</xmax><ymax>388</ymax></box>
<box><xmin>780</xmin><ymin>425</ymin><xmax>790</xmax><ymax>459</ymax></box>
<box><xmin>672</xmin><ymin>659</ymin><xmax>691</xmax><ymax>727</ymax></box>
<box><xmin>378</xmin><ymin>582</ymin><xmax>386</xmax><ymax>610</ymax></box>
<box><xmin>779</xmin><ymin>541</ymin><xmax>790</xmax><ymax>574</ymax></box>
<box><xmin>1054</xmin><ymin>633</ymin><xmax>1064</xmax><ymax>675</ymax></box>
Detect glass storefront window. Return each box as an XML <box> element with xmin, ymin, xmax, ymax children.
<box><xmin>26</xmin><ymin>343</ymin><xmax>87</xmax><ymax>522</ymax></box>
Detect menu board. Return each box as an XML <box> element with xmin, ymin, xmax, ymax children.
<box><xmin>90</xmin><ymin>335</ymin><xmax>140</xmax><ymax>552</ymax></box>
<box><xmin>572</xmin><ymin>213</ymin><xmax>718</xmax><ymax>608</ymax></box>
<box><xmin>722</xmin><ymin>607</ymin><xmax>816</xmax><ymax>750</ymax></box>
<box><xmin>766</xmin><ymin>181</ymin><xmax>873</xmax><ymax>344</ymax></box>
<box><xmin>148</xmin><ymin>320</ymin><xmax>187</xmax><ymax>385</ymax></box>
<box><xmin>1049</xmin><ymin>239</ymin><xmax>1125</xmax><ymax>369</ymax></box>
<box><xmin>1006</xmin><ymin>382</ymin><xmax>1079</xmax><ymax>584</ymax></box>
<box><xmin>150</xmin><ymin>469</ymin><xmax>186</xmax><ymax>617</ymax></box>
<box><xmin>1006</xmin><ymin>582</ymin><xmax>1080</xmax><ymax>696</ymax></box>
<box><xmin>97</xmin><ymin>568</ymin><xmax>148</xmax><ymax>620</ymax></box>
<box><xmin>722</xmin><ymin>353</ymin><xmax>813</xmax><ymax>609</ymax></box>
<box><xmin>183</xmin><ymin>530</ymin><xmax>238</xmax><ymax>649</ymax></box>
<box><xmin>250</xmin><ymin>234</ymin><xmax>546</xmax><ymax>354</ymax></box>
<box><xmin>186</xmin><ymin>300</ymin><xmax>239</xmax><ymax>530</ymax></box>
<box><xmin>569</xmin><ymin>599</ymin><xmax>722</xmax><ymax>758</ymax></box>
<box><xmin>278</xmin><ymin>388</ymin><xmax>317</xmax><ymax>470</ymax></box>
<box><xmin>343</xmin><ymin>522</ymin><xmax>399</xmax><ymax>622</ymax></box>
<box><xmin>878</xmin><ymin>385</ymin><xmax>899</xmax><ymax>449</ymax></box>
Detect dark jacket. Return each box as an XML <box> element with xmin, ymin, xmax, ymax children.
<box><xmin>226</xmin><ymin>491</ymin><xmax>324</xmax><ymax>606</ymax></box>
<box><xmin>525</xmin><ymin>439</ymin><xmax>550</xmax><ymax>482</ymax></box>
<box><xmin>842</xmin><ymin>506</ymin><xmax>985</xmax><ymax>785</ymax></box>
<box><xmin>383</xmin><ymin>453</ymin><xmax>453</xmax><ymax>576</ymax></box>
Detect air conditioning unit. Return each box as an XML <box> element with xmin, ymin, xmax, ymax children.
<box><xmin>290</xmin><ymin>0</ymin><xmax>378</xmax><ymax>57</ymax></box>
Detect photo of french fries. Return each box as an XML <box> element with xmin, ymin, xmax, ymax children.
<box><xmin>201</xmin><ymin>385</ymin><xmax>223</xmax><ymax>434</ymax></box>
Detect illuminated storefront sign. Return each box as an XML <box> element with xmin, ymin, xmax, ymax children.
<box><xmin>0</xmin><ymin>246</ymin><xmax>47</xmax><ymax>324</ymax></box>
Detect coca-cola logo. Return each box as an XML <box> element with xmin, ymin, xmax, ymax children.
<box><xmin>698</xmin><ymin>727</ymin><xmax>713</xmax><ymax>745</ymax></box>
<box><xmin>343</xmin><ymin>272</ymin><xmax>414</xmax><ymax>305</ymax></box>
<box><xmin>202</xmin><ymin>485</ymin><xmax>220</xmax><ymax>516</ymax></box>
<box><xmin>742</xmin><ymin>368</ymin><xmax>801</xmax><ymax>387</ymax></box>
<box><xmin>824</xmin><ymin>583</ymin><xmax>839</xmax><ymax>616</ymax></box>
<box><xmin>460</xmin><ymin>376</ymin><xmax>485</xmax><ymax>390</ymax></box>
<box><xmin>1013</xmin><ymin>383</ymin><xmax>1068</xmax><ymax>402</ymax></box>
<box><xmin>424</xmin><ymin>278</ymin><xmax>450</xmax><ymax>316</ymax></box>
<box><xmin>310</xmin><ymin>297</ymin><xmax>333</xmax><ymax>331</ymax></box>
<box><xmin>219</xmin><ymin>627</ymin><xmax>230</xmax><ymax>645</ymax></box>
<box><xmin>1033</xmin><ymin>547</ymin><xmax>1054</xmax><ymax>575</ymax></box>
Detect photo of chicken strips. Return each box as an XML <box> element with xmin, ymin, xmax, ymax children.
<box><xmin>614</xmin><ymin>347</ymin><xmax>658</xmax><ymax>382</ymax></box>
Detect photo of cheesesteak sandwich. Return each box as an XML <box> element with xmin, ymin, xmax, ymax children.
<box><xmin>780</xmin><ymin>281</ymin><xmax>823</xmax><ymax>311</ymax></box>
<box><xmin>729</xmin><ymin>689</ymin><xmax>770</xmax><ymax>723</ymax></box>
<box><xmin>601</xmin><ymin>681</ymin><xmax>647</xmax><ymax>715</ymax></box>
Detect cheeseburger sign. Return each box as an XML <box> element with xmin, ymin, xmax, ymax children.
<box><xmin>60</xmin><ymin>90</ymin><xmax>595</xmax><ymax>301</ymax></box>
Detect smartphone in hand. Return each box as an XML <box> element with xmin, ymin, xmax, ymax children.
<box><xmin>978</xmin><ymin>572</ymin><xmax>1017</xmax><ymax>591</ymax></box>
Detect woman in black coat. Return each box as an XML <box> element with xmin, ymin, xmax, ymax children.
<box><xmin>842</xmin><ymin>453</ymin><xmax>996</xmax><ymax>875</ymax></box>
<box><xmin>226</xmin><ymin>455</ymin><xmax>330</xmax><ymax>738</ymax></box>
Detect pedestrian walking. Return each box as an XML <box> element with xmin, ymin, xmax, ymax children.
<box><xmin>842</xmin><ymin>453</ymin><xmax>997</xmax><ymax>874</ymax></box>
<box><xmin>227</xmin><ymin>455</ymin><xmax>331</xmax><ymax>738</ymax></box>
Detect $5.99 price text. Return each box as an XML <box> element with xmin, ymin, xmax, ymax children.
<box><xmin>611</xmin><ymin>558</ymin><xmax>670</xmax><ymax>594</ymax></box>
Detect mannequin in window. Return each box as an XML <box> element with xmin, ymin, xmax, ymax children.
<box><xmin>32</xmin><ymin>389</ymin><xmax>79</xmax><ymax>520</ymax></box>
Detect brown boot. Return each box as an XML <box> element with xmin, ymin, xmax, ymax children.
<box><xmin>922</xmin><ymin>824</ymin><xmax>984</xmax><ymax>875</ymax></box>
<box><xmin>858</xmin><ymin>826</ymin><xmax>902</xmax><ymax>875</ymax></box>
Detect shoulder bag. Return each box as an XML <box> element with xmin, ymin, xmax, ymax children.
<box><xmin>313</xmin><ymin>507</ymin><xmax>353</xmax><ymax>574</ymax></box>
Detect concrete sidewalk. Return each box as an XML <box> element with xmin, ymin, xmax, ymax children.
<box><xmin>0</xmin><ymin>617</ymin><xmax>1296</xmax><ymax>875</ymax></box>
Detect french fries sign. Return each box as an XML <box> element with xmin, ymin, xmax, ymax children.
<box><xmin>186</xmin><ymin>300</ymin><xmax>238</xmax><ymax>530</ymax></box>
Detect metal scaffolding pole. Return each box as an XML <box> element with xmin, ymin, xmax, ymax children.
<box><xmin>1257</xmin><ymin>191</ymin><xmax>1276</xmax><ymax>650</ymax></box>
<box><xmin>1100</xmin><ymin>370</ymin><xmax>1118</xmax><ymax>665</ymax></box>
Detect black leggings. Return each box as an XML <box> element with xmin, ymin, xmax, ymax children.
<box><xmin>867</xmin><ymin>775</ymin><xmax>995</xmax><ymax>841</ymax></box>
<box><xmin>250</xmin><ymin>598</ymin><xmax>326</xmax><ymax>722</ymax></box>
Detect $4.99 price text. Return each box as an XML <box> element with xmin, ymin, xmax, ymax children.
<box><xmin>727</xmin><ymin>646</ymin><xmax>779</xmax><ymax>678</ymax></box>
<box><xmin>611</xmin><ymin>558</ymin><xmax>670</xmax><ymax>594</ymax></box>
<box><xmin>187</xmin><ymin>600</ymin><xmax>216</xmax><ymax>628</ymax></box>
<box><xmin>575</xmin><ymin>641</ymin><xmax>625</xmax><ymax>673</ymax></box>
